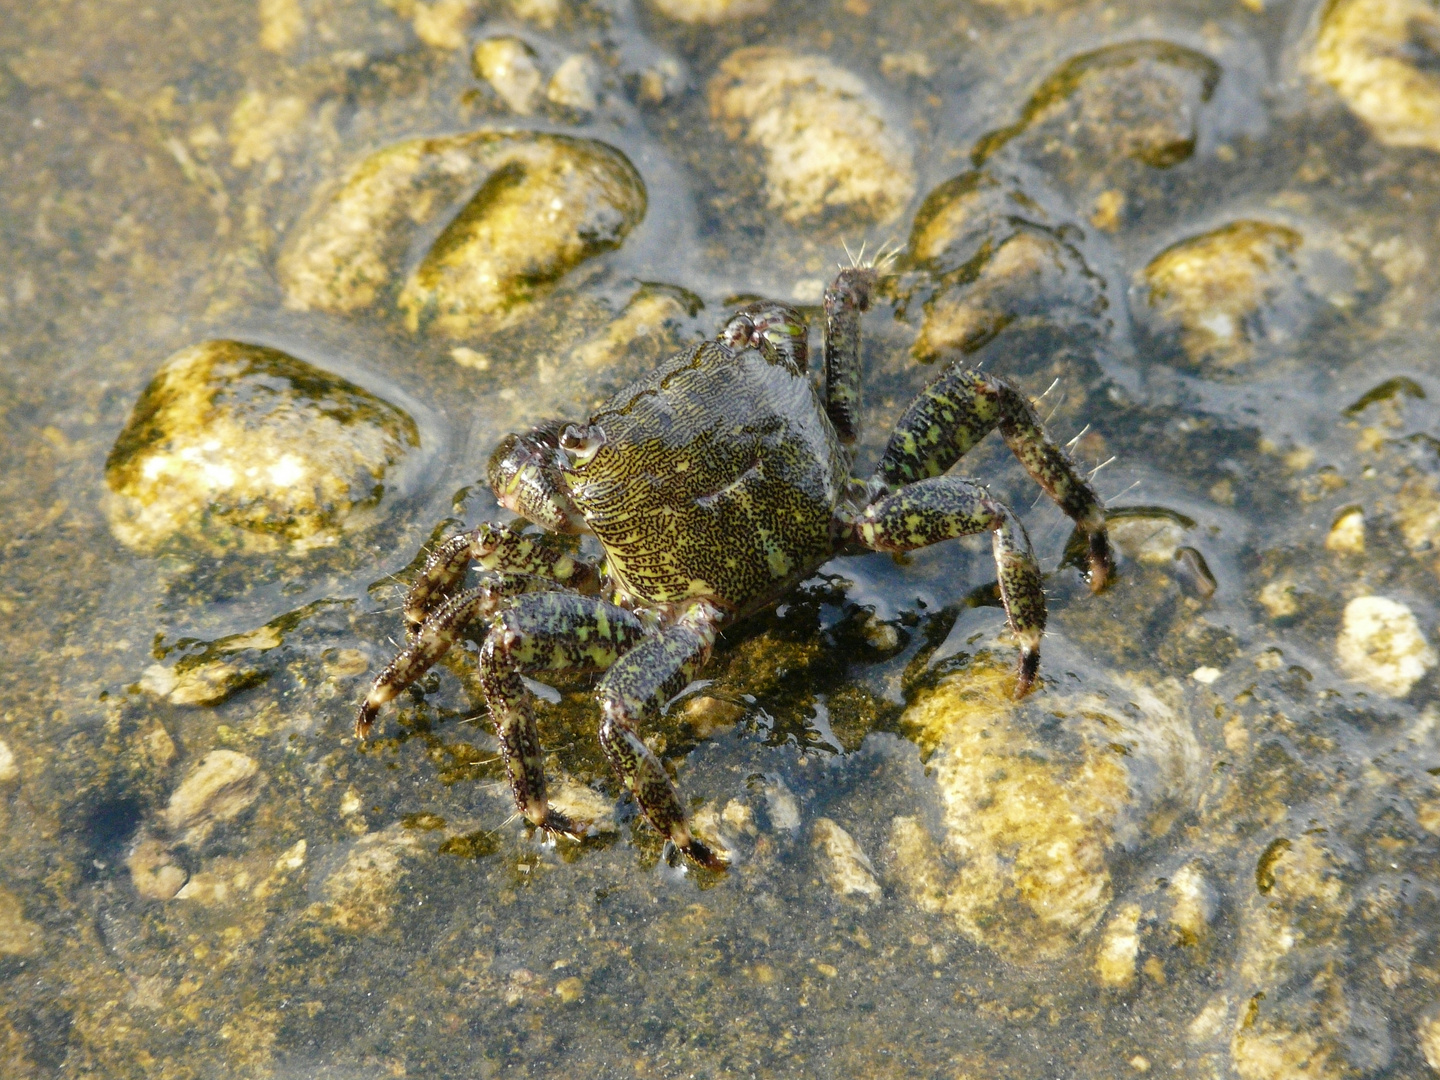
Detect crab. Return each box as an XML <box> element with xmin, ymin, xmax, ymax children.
<box><xmin>354</xmin><ymin>260</ymin><xmax>1113</xmax><ymax>870</ymax></box>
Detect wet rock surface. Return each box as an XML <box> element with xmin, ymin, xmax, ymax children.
<box><xmin>279</xmin><ymin>131</ymin><xmax>646</xmax><ymax>334</ymax></box>
<box><xmin>3</xmin><ymin>0</ymin><xmax>1440</xmax><ymax>1077</ymax></box>
<box><xmin>104</xmin><ymin>340</ymin><xmax>420</xmax><ymax>553</ymax></box>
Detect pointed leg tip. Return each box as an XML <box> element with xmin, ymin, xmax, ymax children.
<box><xmin>540</xmin><ymin>809</ymin><xmax>587</xmax><ymax>841</ymax></box>
<box><xmin>683</xmin><ymin>838</ymin><xmax>730</xmax><ymax>872</ymax></box>
<box><xmin>353</xmin><ymin>703</ymin><xmax>378</xmax><ymax>740</ymax></box>
<box><xmin>1014</xmin><ymin>649</ymin><xmax>1040</xmax><ymax>699</ymax></box>
<box><xmin>1088</xmin><ymin>533</ymin><xmax>1115</xmax><ymax>594</ymax></box>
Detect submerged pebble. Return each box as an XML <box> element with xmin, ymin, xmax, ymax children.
<box><xmin>280</xmin><ymin>132</ymin><xmax>646</xmax><ymax>335</ymax></box>
<box><xmin>308</xmin><ymin>825</ymin><xmax>425</xmax><ymax>933</ymax></box>
<box><xmin>1309</xmin><ymin>0</ymin><xmax>1440</xmax><ymax>153</ymax></box>
<box><xmin>127</xmin><ymin>837</ymin><xmax>188</xmax><ymax>901</ymax></box>
<box><xmin>974</xmin><ymin>40</ymin><xmax>1220</xmax><ymax>187</ymax></box>
<box><xmin>164</xmin><ymin>750</ymin><xmax>265</xmax><ymax>847</ymax></box>
<box><xmin>1335</xmin><ymin>595</ymin><xmax>1437</xmax><ymax>698</ymax></box>
<box><xmin>105</xmin><ymin>340</ymin><xmax>419</xmax><ymax>554</ymax></box>
<box><xmin>0</xmin><ymin>737</ymin><xmax>16</xmax><ymax>784</ymax></box>
<box><xmin>887</xmin><ymin>659</ymin><xmax>1201</xmax><ymax>961</ymax></box>
<box><xmin>708</xmin><ymin>47</ymin><xmax>915</xmax><ymax>226</ymax></box>
<box><xmin>0</xmin><ymin>886</ymin><xmax>42</xmax><ymax>957</ymax></box>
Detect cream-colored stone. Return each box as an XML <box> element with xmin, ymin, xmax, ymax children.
<box><xmin>1336</xmin><ymin>595</ymin><xmax>1437</xmax><ymax>697</ymax></box>
<box><xmin>1095</xmin><ymin>903</ymin><xmax>1142</xmax><ymax>987</ymax></box>
<box><xmin>258</xmin><ymin>0</ymin><xmax>304</xmax><ymax>52</ymax></box>
<box><xmin>1141</xmin><ymin>221</ymin><xmax>1307</xmax><ymax>369</ymax></box>
<box><xmin>548</xmin><ymin>780</ymin><xmax>617</xmax><ymax>834</ymax></box>
<box><xmin>547</xmin><ymin>55</ymin><xmax>600</xmax><ymax>112</ymax></box>
<box><xmin>1108</xmin><ymin>510</ymin><xmax>1194</xmax><ymax>565</ymax></box>
<box><xmin>128</xmin><ymin>837</ymin><xmax>188</xmax><ymax>900</ymax></box>
<box><xmin>508</xmin><ymin>0</ymin><xmax>563</xmax><ymax>27</ymax></box>
<box><xmin>105</xmin><ymin>340</ymin><xmax>419</xmax><ymax>554</ymax></box>
<box><xmin>0</xmin><ymin>887</ymin><xmax>42</xmax><ymax>957</ymax></box>
<box><xmin>0</xmin><ymin>737</ymin><xmax>16</xmax><ymax>783</ymax></box>
<box><xmin>1418</xmin><ymin>1004</ymin><xmax>1440</xmax><ymax>1072</ymax></box>
<box><xmin>309</xmin><ymin>826</ymin><xmax>424</xmax><ymax>932</ymax></box>
<box><xmin>1309</xmin><ymin>0</ymin><xmax>1440</xmax><ymax>152</ymax></box>
<box><xmin>648</xmin><ymin>0</ymin><xmax>770</xmax><ymax>23</ymax></box>
<box><xmin>812</xmin><ymin>818</ymin><xmax>881</xmax><ymax>900</ymax></box>
<box><xmin>280</xmin><ymin>132</ymin><xmax>645</xmax><ymax>336</ymax></box>
<box><xmin>229</xmin><ymin>92</ymin><xmax>308</xmax><ymax>169</ymax></box>
<box><xmin>175</xmin><ymin>871</ymin><xmax>233</xmax><ymax>905</ymax></box>
<box><xmin>763</xmin><ymin>778</ymin><xmax>801</xmax><ymax>831</ymax></box>
<box><xmin>1325</xmin><ymin>507</ymin><xmax>1366</xmax><ymax>554</ymax></box>
<box><xmin>884</xmin><ymin>816</ymin><xmax>949</xmax><ymax>914</ymax></box>
<box><xmin>164</xmin><ymin>750</ymin><xmax>264</xmax><ymax>846</ymax></box>
<box><xmin>1168</xmin><ymin>863</ymin><xmax>1217</xmax><ymax>943</ymax></box>
<box><xmin>709</xmin><ymin>48</ymin><xmax>914</xmax><ymax>226</ymax></box>
<box><xmin>895</xmin><ymin>659</ymin><xmax>1200</xmax><ymax>960</ymax></box>
<box><xmin>410</xmin><ymin>0</ymin><xmax>479</xmax><ymax>50</ymax></box>
<box><xmin>141</xmin><ymin>660</ymin><xmax>265</xmax><ymax>707</ymax></box>
<box><xmin>472</xmin><ymin>37</ymin><xmax>543</xmax><ymax>115</ymax></box>
<box><xmin>1258</xmin><ymin>579</ymin><xmax>1299</xmax><ymax>619</ymax></box>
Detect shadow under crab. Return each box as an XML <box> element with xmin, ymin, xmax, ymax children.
<box><xmin>355</xmin><ymin>261</ymin><xmax>1114</xmax><ymax>870</ymax></box>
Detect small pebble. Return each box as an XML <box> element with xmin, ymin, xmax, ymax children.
<box><xmin>1418</xmin><ymin>1004</ymin><xmax>1440</xmax><ymax>1072</ymax></box>
<box><xmin>0</xmin><ymin>886</ymin><xmax>43</xmax><ymax>957</ymax></box>
<box><xmin>0</xmin><ymin>737</ymin><xmax>17</xmax><ymax>783</ymax></box>
<box><xmin>547</xmin><ymin>54</ymin><xmax>599</xmax><ymax>112</ymax></box>
<box><xmin>1094</xmin><ymin>903</ymin><xmax>1142</xmax><ymax>987</ymax></box>
<box><xmin>763</xmin><ymin>778</ymin><xmax>801</xmax><ymax>831</ymax></box>
<box><xmin>1335</xmin><ymin>595</ymin><xmax>1437</xmax><ymax>698</ymax></box>
<box><xmin>648</xmin><ymin>0</ymin><xmax>771</xmax><ymax>24</ymax></box>
<box><xmin>812</xmin><ymin>818</ymin><xmax>881</xmax><ymax>900</ymax></box>
<box><xmin>554</xmin><ymin>976</ymin><xmax>584</xmax><ymax>1003</ymax></box>
<box><xmin>1325</xmin><ymin>507</ymin><xmax>1366</xmax><ymax>554</ymax></box>
<box><xmin>472</xmin><ymin>37</ymin><xmax>543</xmax><ymax>115</ymax></box>
<box><xmin>128</xmin><ymin>837</ymin><xmax>189</xmax><ymax>901</ymax></box>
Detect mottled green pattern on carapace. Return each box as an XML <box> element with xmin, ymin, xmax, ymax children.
<box><xmin>357</xmin><ymin>263</ymin><xmax>1112</xmax><ymax>868</ymax></box>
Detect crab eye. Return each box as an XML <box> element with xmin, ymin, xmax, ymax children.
<box><xmin>559</xmin><ymin>423</ymin><xmax>606</xmax><ymax>466</ymax></box>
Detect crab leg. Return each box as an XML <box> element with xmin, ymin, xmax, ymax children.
<box><xmin>595</xmin><ymin>601</ymin><xmax>725</xmax><ymax>870</ymax></box>
<box><xmin>403</xmin><ymin>522</ymin><xmax>600</xmax><ymax>633</ymax></box>
<box><xmin>872</xmin><ymin>366</ymin><xmax>1113</xmax><ymax>590</ymax></box>
<box><xmin>478</xmin><ymin>593</ymin><xmax>648</xmax><ymax>838</ymax></box>
<box><xmin>355</xmin><ymin>573</ymin><xmax>563</xmax><ymax>739</ymax></box>
<box><xmin>823</xmin><ymin>266</ymin><xmax>877</xmax><ymax>445</ymax></box>
<box><xmin>855</xmin><ymin>477</ymin><xmax>1046</xmax><ymax>696</ymax></box>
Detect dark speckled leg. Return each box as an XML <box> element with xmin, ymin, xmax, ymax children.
<box><xmin>478</xmin><ymin>593</ymin><xmax>647</xmax><ymax>837</ymax></box>
<box><xmin>823</xmin><ymin>267</ymin><xmax>877</xmax><ymax>445</ymax></box>
<box><xmin>596</xmin><ymin>603</ymin><xmax>726</xmax><ymax>870</ymax></box>
<box><xmin>873</xmin><ymin>367</ymin><xmax>1113</xmax><ymax>590</ymax></box>
<box><xmin>403</xmin><ymin>522</ymin><xmax>600</xmax><ymax>633</ymax></box>
<box><xmin>355</xmin><ymin>574</ymin><xmax>562</xmax><ymax>739</ymax></box>
<box><xmin>857</xmin><ymin>477</ymin><xmax>1046</xmax><ymax>696</ymax></box>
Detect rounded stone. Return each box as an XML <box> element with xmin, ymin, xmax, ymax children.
<box><xmin>903</xmin><ymin>171</ymin><xmax>1107</xmax><ymax>364</ymax></box>
<box><xmin>1309</xmin><ymin>0</ymin><xmax>1440</xmax><ymax>153</ymax></box>
<box><xmin>974</xmin><ymin>40</ymin><xmax>1220</xmax><ymax>179</ymax></box>
<box><xmin>708</xmin><ymin>47</ymin><xmax>915</xmax><ymax>226</ymax></box>
<box><xmin>105</xmin><ymin>340</ymin><xmax>420</xmax><ymax>554</ymax></box>
<box><xmin>887</xmin><ymin>658</ymin><xmax>1201</xmax><ymax>961</ymax></box>
<box><xmin>1137</xmin><ymin>220</ymin><xmax>1348</xmax><ymax>372</ymax></box>
<box><xmin>811</xmin><ymin>818</ymin><xmax>881</xmax><ymax>901</ymax></box>
<box><xmin>164</xmin><ymin>750</ymin><xmax>265</xmax><ymax>847</ymax></box>
<box><xmin>0</xmin><ymin>886</ymin><xmax>42</xmax><ymax>957</ymax></box>
<box><xmin>279</xmin><ymin>131</ymin><xmax>646</xmax><ymax>336</ymax></box>
<box><xmin>647</xmin><ymin>0</ymin><xmax>770</xmax><ymax>23</ymax></box>
<box><xmin>1335</xmin><ymin>595</ymin><xmax>1437</xmax><ymax>698</ymax></box>
<box><xmin>546</xmin><ymin>54</ymin><xmax>600</xmax><ymax>112</ymax></box>
<box><xmin>127</xmin><ymin>837</ymin><xmax>189</xmax><ymax>901</ymax></box>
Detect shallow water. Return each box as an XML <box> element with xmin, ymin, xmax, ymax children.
<box><xmin>2</xmin><ymin>1</ymin><xmax>1439</xmax><ymax>1077</ymax></box>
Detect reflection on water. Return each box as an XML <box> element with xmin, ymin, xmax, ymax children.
<box><xmin>1</xmin><ymin>0</ymin><xmax>1438</xmax><ymax>1077</ymax></box>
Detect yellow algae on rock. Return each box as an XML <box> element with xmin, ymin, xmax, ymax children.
<box><xmin>1140</xmin><ymin>221</ymin><xmax>1308</xmax><ymax>370</ymax></box>
<box><xmin>105</xmin><ymin>341</ymin><xmax>419</xmax><ymax>554</ymax></box>
<box><xmin>1309</xmin><ymin>0</ymin><xmax>1440</xmax><ymax>152</ymax></box>
<box><xmin>890</xmin><ymin>658</ymin><xmax>1201</xmax><ymax>960</ymax></box>
<box><xmin>279</xmin><ymin>132</ymin><xmax>645</xmax><ymax>335</ymax></box>
<box><xmin>648</xmin><ymin>0</ymin><xmax>770</xmax><ymax>22</ymax></box>
<box><xmin>1335</xmin><ymin>595</ymin><xmax>1437</xmax><ymax>698</ymax></box>
<box><xmin>308</xmin><ymin>826</ymin><xmax>425</xmax><ymax>932</ymax></box>
<box><xmin>709</xmin><ymin>47</ymin><xmax>915</xmax><ymax>226</ymax></box>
